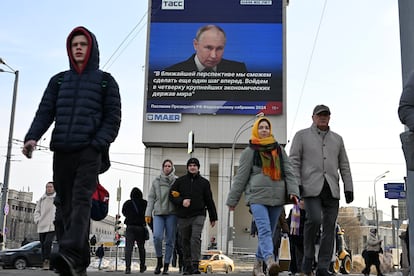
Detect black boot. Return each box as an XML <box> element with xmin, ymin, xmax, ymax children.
<box><xmin>155</xmin><ymin>256</ymin><xmax>163</xmax><ymax>274</ymax></box>
<box><xmin>302</xmin><ymin>258</ymin><xmax>314</xmax><ymax>275</ymax></box>
<box><xmin>162</xmin><ymin>263</ymin><xmax>169</xmax><ymax>275</ymax></box>
<box><xmin>376</xmin><ymin>266</ymin><xmax>384</xmax><ymax>276</ymax></box>
<box><xmin>140</xmin><ymin>264</ymin><xmax>147</xmax><ymax>273</ymax></box>
<box><xmin>183</xmin><ymin>264</ymin><xmax>192</xmax><ymax>275</ymax></box>
<box><xmin>192</xmin><ymin>262</ymin><xmax>201</xmax><ymax>274</ymax></box>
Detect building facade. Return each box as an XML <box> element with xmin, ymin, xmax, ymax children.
<box><xmin>337</xmin><ymin>206</ymin><xmax>406</xmax><ymax>256</ymax></box>
<box><xmin>4</xmin><ymin>189</ymin><xmax>37</xmax><ymax>248</ymax></box>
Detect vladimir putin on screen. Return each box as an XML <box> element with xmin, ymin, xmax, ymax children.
<box><xmin>165</xmin><ymin>24</ymin><xmax>247</xmax><ymax>73</ymax></box>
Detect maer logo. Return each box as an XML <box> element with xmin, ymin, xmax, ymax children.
<box><xmin>146</xmin><ymin>113</ymin><xmax>182</xmax><ymax>122</ymax></box>
<box><xmin>161</xmin><ymin>0</ymin><xmax>184</xmax><ymax>10</ymax></box>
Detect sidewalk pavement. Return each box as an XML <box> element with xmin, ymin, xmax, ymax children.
<box><xmin>0</xmin><ymin>269</ymin><xmax>405</xmax><ymax>276</ymax></box>
<box><xmin>0</xmin><ymin>257</ymin><xmax>255</xmax><ymax>275</ymax></box>
<box><xmin>0</xmin><ymin>265</ymin><xmax>254</xmax><ymax>276</ymax></box>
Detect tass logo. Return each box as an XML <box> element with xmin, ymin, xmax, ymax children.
<box><xmin>161</xmin><ymin>0</ymin><xmax>184</xmax><ymax>10</ymax></box>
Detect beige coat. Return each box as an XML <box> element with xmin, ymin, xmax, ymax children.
<box><xmin>33</xmin><ymin>193</ymin><xmax>56</xmax><ymax>233</ymax></box>
<box><xmin>366</xmin><ymin>231</ymin><xmax>382</xmax><ymax>252</ymax></box>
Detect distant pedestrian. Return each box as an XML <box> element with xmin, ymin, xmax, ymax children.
<box><xmin>21</xmin><ymin>237</ymin><xmax>29</xmax><ymax>247</ymax></box>
<box><xmin>95</xmin><ymin>244</ymin><xmax>105</xmax><ymax>270</ymax></box>
<box><xmin>208</xmin><ymin>236</ymin><xmax>217</xmax><ymax>250</ymax></box>
<box><xmin>34</xmin><ymin>181</ymin><xmax>56</xmax><ymax>270</ymax></box>
<box><xmin>362</xmin><ymin>229</ymin><xmax>384</xmax><ymax>276</ymax></box>
<box><xmin>90</xmin><ymin>235</ymin><xmax>97</xmax><ymax>255</ymax></box>
<box><xmin>122</xmin><ymin>187</ymin><xmax>148</xmax><ymax>274</ymax></box>
<box><xmin>399</xmin><ymin>229</ymin><xmax>410</xmax><ymax>276</ymax></box>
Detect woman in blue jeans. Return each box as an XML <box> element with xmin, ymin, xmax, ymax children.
<box><xmin>145</xmin><ymin>159</ymin><xmax>177</xmax><ymax>275</ymax></box>
<box><xmin>226</xmin><ymin>117</ymin><xmax>299</xmax><ymax>276</ymax></box>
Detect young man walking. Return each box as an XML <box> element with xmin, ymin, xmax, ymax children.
<box><xmin>22</xmin><ymin>26</ymin><xmax>121</xmax><ymax>276</ymax></box>
<box><xmin>169</xmin><ymin>158</ymin><xmax>218</xmax><ymax>275</ymax></box>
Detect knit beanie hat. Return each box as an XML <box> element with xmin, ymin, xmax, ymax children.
<box><xmin>187</xmin><ymin>157</ymin><xmax>200</xmax><ymax>168</ymax></box>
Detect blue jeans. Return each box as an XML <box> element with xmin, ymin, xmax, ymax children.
<box><xmin>98</xmin><ymin>257</ymin><xmax>103</xmax><ymax>269</ymax></box>
<box><xmin>153</xmin><ymin>214</ymin><xmax>177</xmax><ymax>263</ymax></box>
<box><xmin>250</xmin><ymin>204</ymin><xmax>282</xmax><ymax>261</ymax></box>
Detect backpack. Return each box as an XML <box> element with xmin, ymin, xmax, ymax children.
<box><xmin>91</xmin><ymin>181</ymin><xmax>110</xmax><ymax>221</ymax></box>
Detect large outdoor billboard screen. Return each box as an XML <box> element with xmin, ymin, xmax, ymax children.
<box><xmin>146</xmin><ymin>0</ymin><xmax>283</xmax><ymax>115</ymax></box>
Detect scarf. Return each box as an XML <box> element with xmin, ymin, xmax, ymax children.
<box><xmin>249</xmin><ymin>117</ymin><xmax>282</xmax><ymax>181</ymax></box>
<box><xmin>160</xmin><ymin>165</ymin><xmax>177</xmax><ymax>184</ymax></box>
<box><xmin>290</xmin><ymin>204</ymin><xmax>301</xmax><ymax>236</ymax></box>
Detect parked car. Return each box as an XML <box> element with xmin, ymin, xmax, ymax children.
<box><xmin>0</xmin><ymin>241</ymin><xmax>42</xmax><ymax>269</ymax></box>
<box><xmin>199</xmin><ymin>250</ymin><xmax>234</xmax><ymax>273</ymax></box>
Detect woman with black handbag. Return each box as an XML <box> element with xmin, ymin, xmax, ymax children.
<box><xmin>122</xmin><ymin>187</ymin><xmax>148</xmax><ymax>274</ymax></box>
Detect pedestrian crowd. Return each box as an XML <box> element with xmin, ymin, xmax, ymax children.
<box><xmin>113</xmin><ymin>157</ymin><xmax>217</xmax><ymax>275</ymax></box>
<box><xmin>14</xmin><ymin>21</ymin><xmax>399</xmax><ymax>276</ymax></box>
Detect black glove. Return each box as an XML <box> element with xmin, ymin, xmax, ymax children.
<box><xmin>345</xmin><ymin>191</ymin><xmax>354</xmax><ymax>204</ymax></box>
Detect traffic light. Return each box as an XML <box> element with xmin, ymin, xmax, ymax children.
<box><xmin>227</xmin><ymin>226</ymin><xmax>236</xmax><ymax>241</ymax></box>
<box><xmin>115</xmin><ymin>232</ymin><xmax>121</xmax><ymax>246</ymax></box>
<box><xmin>115</xmin><ymin>214</ymin><xmax>121</xmax><ymax>231</ymax></box>
<box><xmin>114</xmin><ymin>214</ymin><xmax>122</xmax><ymax>246</ymax></box>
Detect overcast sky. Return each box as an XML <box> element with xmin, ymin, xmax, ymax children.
<box><xmin>0</xmin><ymin>1</ymin><xmax>406</xmax><ymax>222</ymax></box>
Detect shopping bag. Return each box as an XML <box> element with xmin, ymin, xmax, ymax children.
<box><xmin>279</xmin><ymin>236</ymin><xmax>291</xmax><ymax>260</ymax></box>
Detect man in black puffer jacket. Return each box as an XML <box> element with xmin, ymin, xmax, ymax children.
<box><xmin>22</xmin><ymin>26</ymin><xmax>121</xmax><ymax>276</ymax></box>
<box><xmin>169</xmin><ymin>158</ymin><xmax>218</xmax><ymax>275</ymax></box>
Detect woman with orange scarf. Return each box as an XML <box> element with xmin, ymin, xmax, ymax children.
<box><xmin>226</xmin><ymin>117</ymin><xmax>299</xmax><ymax>276</ymax></box>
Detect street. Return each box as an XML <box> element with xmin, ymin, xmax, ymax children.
<box><xmin>0</xmin><ymin>257</ymin><xmax>405</xmax><ymax>276</ymax></box>
<box><xmin>0</xmin><ymin>270</ymin><xmax>404</xmax><ymax>276</ymax></box>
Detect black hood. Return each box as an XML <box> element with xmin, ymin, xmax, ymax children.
<box><xmin>130</xmin><ymin>187</ymin><xmax>143</xmax><ymax>199</ymax></box>
<box><xmin>66</xmin><ymin>26</ymin><xmax>100</xmax><ymax>74</ymax></box>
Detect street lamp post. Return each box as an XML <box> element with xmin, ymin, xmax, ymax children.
<box><xmin>225</xmin><ymin>112</ymin><xmax>264</xmax><ymax>255</ymax></box>
<box><xmin>0</xmin><ymin>58</ymin><xmax>19</xmax><ymax>247</ymax></box>
<box><xmin>373</xmin><ymin>170</ymin><xmax>389</xmax><ymax>234</ymax></box>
